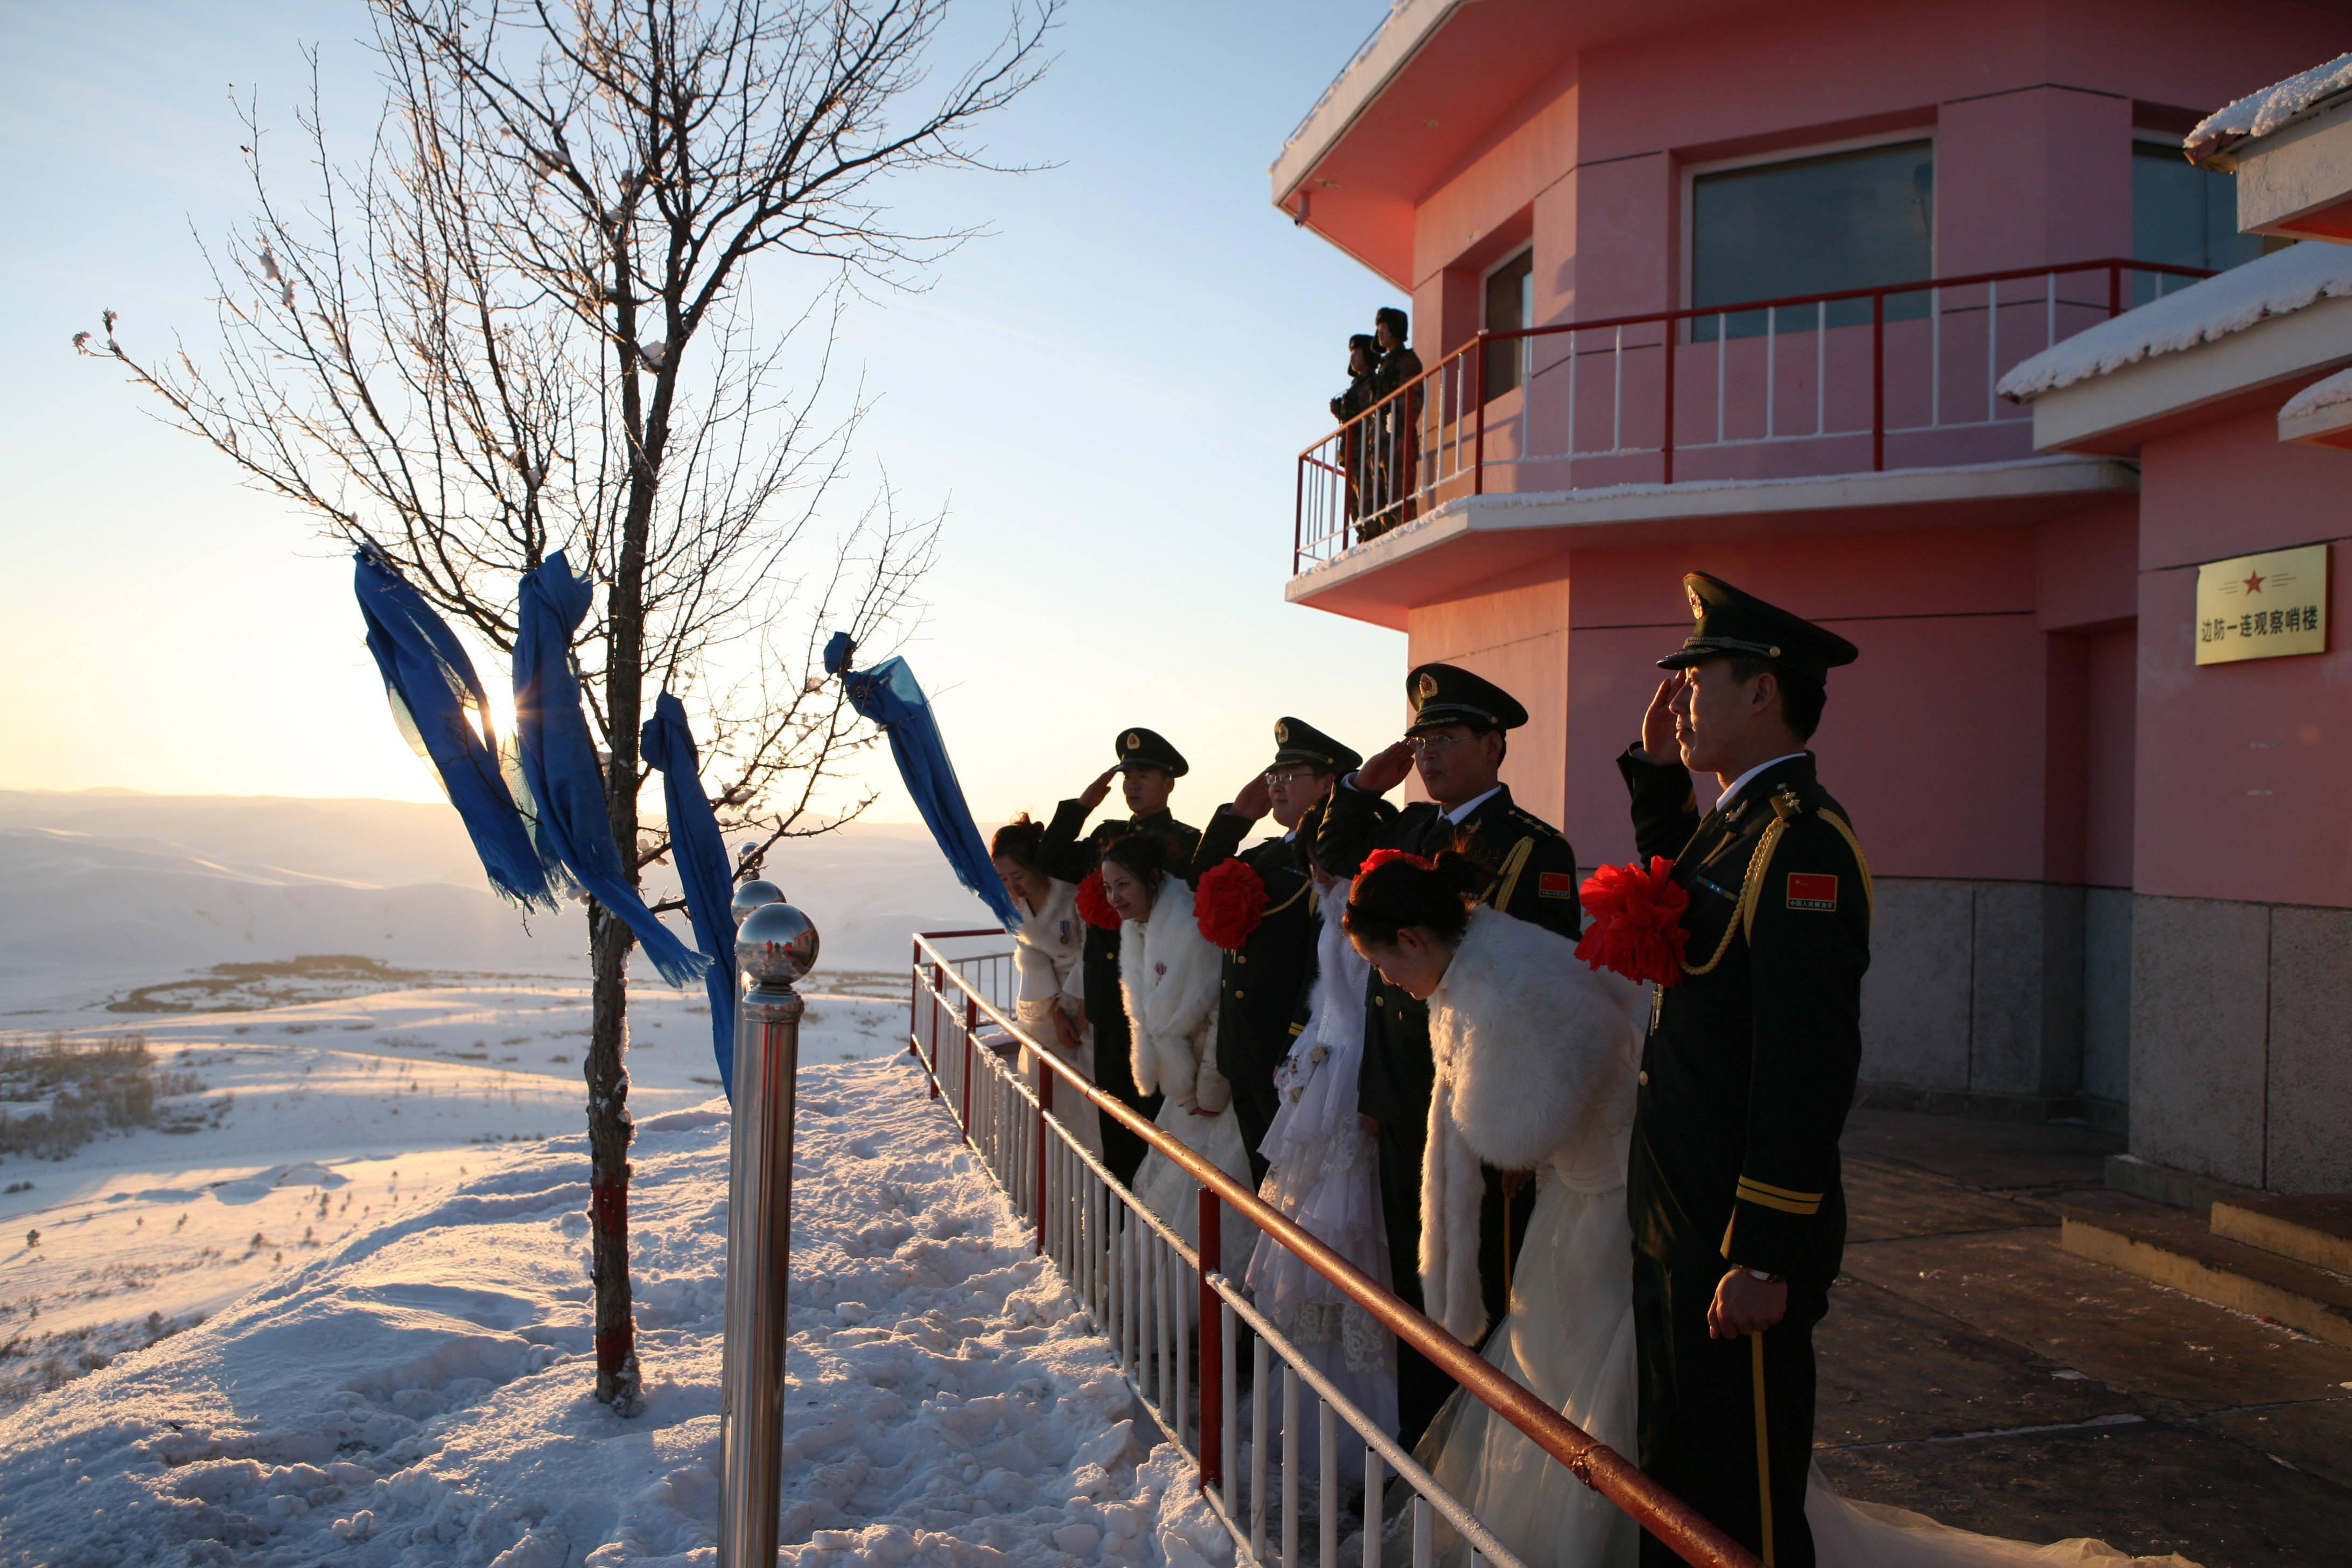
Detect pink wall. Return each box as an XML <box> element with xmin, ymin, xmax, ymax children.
<box><xmin>2133</xmin><ymin>403</ymin><xmax>2352</xmax><ymax>908</ymax></box>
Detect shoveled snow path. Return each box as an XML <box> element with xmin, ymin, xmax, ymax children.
<box><xmin>0</xmin><ymin>1055</ymin><xmax>1233</xmax><ymax>1568</ymax></box>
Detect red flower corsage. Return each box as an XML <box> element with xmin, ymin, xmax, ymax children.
<box><xmin>1075</xmin><ymin>870</ymin><xmax>1122</xmax><ymax>931</ymax></box>
<box><xmin>1573</xmin><ymin>857</ymin><xmax>1691</xmax><ymax>986</ymax></box>
<box><xmin>1195</xmin><ymin>858</ymin><xmax>1269</xmax><ymax>950</ymax></box>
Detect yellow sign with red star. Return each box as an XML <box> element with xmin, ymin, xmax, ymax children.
<box><xmin>2195</xmin><ymin>544</ymin><xmax>2328</xmax><ymax>666</ymax></box>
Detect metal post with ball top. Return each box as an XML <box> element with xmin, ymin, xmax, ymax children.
<box><xmin>716</xmin><ymin>887</ymin><xmax>816</xmax><ymax>1568</ymax></box>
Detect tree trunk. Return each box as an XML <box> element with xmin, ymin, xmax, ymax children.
<box><xmin>585</xmin><ymin>901</ymin><xmax>641</xmax><ymax>1412</ymax></box>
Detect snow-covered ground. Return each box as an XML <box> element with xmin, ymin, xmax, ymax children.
<box><xmin>0</xmin><ymin>1055</ymin><xmax>1233</xmax><ymax>1567</ymax></box>
<box><xmin>0</xmin><ymin>789</ymin><xmax>1225</xmax><ymax>1566</ymax></box>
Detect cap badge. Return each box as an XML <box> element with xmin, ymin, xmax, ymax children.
<box><xmin>1686</xmin><ymin>589</ymin><xmax>1705</xmax><ymax>620</ymax></box>
<box><xmin>1415</xmin><ymin>671</ymin><xmax>1439</xmax><ymax>702</ymax></box>
<box><xmin>1274</xmin><ymin>720</ymin><xmax>1290</xmax><ymax>743</ymax></box>
<box><xmin>1123</xmin><ymin>731</ymin><xmax>1140</xmax><ymax>753</ymax></box>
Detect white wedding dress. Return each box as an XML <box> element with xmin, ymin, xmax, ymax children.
<box><xmin>1244</xmin><ymin>881</ymin><xmax>1400</xmax><ymax>1474</ymax></box>
<box><xmin>1412</xmin><ymin>907</ymin><xmax>2201</xmax><ymax>1568</ymax></box>
<box><xmin>1010</xmin><ymin>876</ymin><xmax>1102</xmax><ymax>1158</ymax></box>
<box><xmin>1120</xmin><ymin>874</ymin><xmax>1262</xmax><ymax>1296</ymax></box>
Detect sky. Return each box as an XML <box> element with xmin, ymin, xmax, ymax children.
<box><xmin>0</xmin><ymin>0</ymin><xmax>1406</xmax><ymax>825</ymax></box>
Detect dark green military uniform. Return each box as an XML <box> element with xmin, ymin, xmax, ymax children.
<box><xmin>1035</xmin><ymin>727</ymin><xmax>1200</xmax><ymax>1189</ymax></box>
<box><xmin>1192</xmin><ymin>719</ymin><xmax>1366</xmax><ymax>1185</ymax></box>
<box><xmin>1313</xmin><ymin>664</ymin><xmax>1581</xmax><ymax>1444</ymax></box>
<box><xmin>1621</xmin><ymin>576</ymin><xmax>1869</xmax><ymax>1568</ymax></box>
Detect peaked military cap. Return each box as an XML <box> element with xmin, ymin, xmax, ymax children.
<box><xmin>1268</xmin><ymin>717</ymin><xmax>1362</xmax><ymax>775</ymax></box>
<box><xmin>1405</xmin><ymin>662</ymin><xmax>1529</xmax><ymax>734</ymax></box>
<box><xmin>1658</xmin><ymin>572</ymin><xmax>1858</xmax><ymax>684</ymax></box>
<box><xmin>1114</xmin><ymin>726</ymin><xmax>1188</xmax><ymax>777</ymax></box>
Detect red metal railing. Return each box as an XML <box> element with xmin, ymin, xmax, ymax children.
<box><xmin>1293</xmin><ymin>257</ymin><xmax>2215</xmax><ymax>572</ymax></box>
<box><xmin>908</xmin><ymin>929</ymin><xmax>1762</xmax><ymax>1568</ymax></box>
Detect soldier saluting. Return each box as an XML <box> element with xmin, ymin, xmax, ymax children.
<box><xmin>1617</xmin><ymin>574</ymin><xmax>1867</xmax><ymax>1568</ymax></box>
<box><xmin>1316</xmin><ymin>663</ymin><xmax>1580</xmax><ymax>1442</ymax></box>
<box><xmin>1191</xmin><ymin>718</ymin><xmax>1364</xmax><ymax>1183</ymax></box>
<box><xmin>1036</xmin><ymin>728</ymin><xmax>1202</xmax><ymax>1188</ymax></box>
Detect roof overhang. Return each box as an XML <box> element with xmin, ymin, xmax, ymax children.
<box><xmin>2280</xmin><ymin>366</ymin><xmax>2352</xmax><ymax>450</ymax></box>
<box><xmin>2027</xmin><ymin>291</ymin><xmax>2352</xmax><ymax>456</ymax></box>
<box><xmin>1269</xmin><ymin>0</ymin><xmax>1769</xmax><ymax>287</ymax></box>
<box><xmin>2230</xmin><ymin>94</ymin><xmax>2352</xmax><ymax>242</ymax></box>
<box><xmin>1285</xmin><ymin>458</ymin><xmax>2136</xmax><ymax>629</ymax></box>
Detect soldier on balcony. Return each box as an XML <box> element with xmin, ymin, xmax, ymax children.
<box><xmin>1363</xmin><ymin>306</ymin><xmax>1424</xmax><ymax>540</ymax></box>
<box><xmin>1315</xmin><ymin>663</ymin><xmax>1580</xmax><ymax>1441</ymax></box>
<box><xmin>1330</xmin><ymin>333</ymin><xmax>1378</xmax><ymax>531</ymax></box>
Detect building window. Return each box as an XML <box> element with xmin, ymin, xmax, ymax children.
<box><xmin>1691</xmin><ymin>139</ymin><xmax>1934</xmax><ymax>340</ymax></box>
<box><xmin>2131</xmin><ymin>141</ymin><xmax>2286</xmax><ymax>303</ymax></box>
<box><xmin>1483</xmin><ymin>249</ymin><xmax>1534</xmax><ymax>400</ymax></box>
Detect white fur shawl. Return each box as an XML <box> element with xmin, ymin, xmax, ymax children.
<box><xmin>1419</xmin><ymin>906</ymin><xmax>1643</xmax><ymax>1342</ymax></box>
<box><xmin>1119</xmin><ymin>875</ymin><xmax>1222</xmax><ymax>1106</ymax></box>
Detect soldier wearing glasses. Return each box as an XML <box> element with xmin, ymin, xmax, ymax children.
<box><xmin>1191</xmin><ymin>718</ymin><xmax>1369</xmax><ymax>1184</ymax></box>
<box><xmin>1315</xmin><ymin>663</ymin><xmax>1581</xmax><ymax>1440</ymax></box>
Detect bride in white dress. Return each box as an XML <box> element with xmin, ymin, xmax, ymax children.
<box><xmin>1244</xmin><ymin>873</ymin><xmax>1400</xmax><ymax>1474</ymax></box>
<box><xmin>1342</xmin><ymin>854</ymin><xmax>2200</xmax><ymax>1568</ymax></box>
<box><xmin>1099</xmin><ymin>835</ymin><xmax>1262</xmax><ymax>1287</ymax></box>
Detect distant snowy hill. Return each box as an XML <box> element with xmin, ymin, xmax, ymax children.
<box><xmin>0</xmin><ymin>791</ymin><xmax>997</xmax><ymax>1009</ymax></box>
<box><xmin>0</xmin><ymin>1057</ymin><xmax>1232</xmax><ymax>1568</ymax></box>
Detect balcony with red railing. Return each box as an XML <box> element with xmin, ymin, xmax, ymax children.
<box><xmin>1292</xmin><ymin>258</ymin><xmax>2214</xmax><ymax>594</ymax></box>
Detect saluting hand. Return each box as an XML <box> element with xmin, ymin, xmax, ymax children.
<box><xmin>1077</xmin><ymin>767</ymin><xmax>1118</xmax><ymax>813</ymax></box>
<box><xmin>1639</xmin><ymin>673</ymin><xmax>1686</xmax><ymax>765</ymax></box>
<box><xmin>1706</xmin><ymin>1267</ymin><xmax>1788</xmax><ymax>1339</ymax></box>
<box><xmin>1356</xmin><ymin>740</ymin><xmax>1416</xmax><ymax>796</ymax></box>
<box><xmin>1228</xmin><ymin>774</ymin><xmax>1272</xmax><ymax>821</ymax></box>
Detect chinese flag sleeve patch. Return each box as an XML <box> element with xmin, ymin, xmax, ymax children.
<box><xmin>1538</xmin><ymin>871</ymin><xmax>1577</xmax><ymax>899</ymax></box>
<box><xmin>1786</xmin><ymin>872</ymin><xmax>1838</xmax><ymax>911</ymax></box>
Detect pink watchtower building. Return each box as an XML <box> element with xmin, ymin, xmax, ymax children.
<box><xmin>1274</xmin><ymin>3</ymin><xmax>2352</xmax><ymax>1199</ymax></box>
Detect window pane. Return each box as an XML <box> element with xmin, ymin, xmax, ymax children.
<box><xmin>1483</xmin><ymin>250</ymin><xmax>1534</xmax><ymax>398</ymax></box>
<box><xmin>2131</xmin><ymin>143</ymin><xmax>2278</xmax><ymax>303</ymax></box>
<box><xmin>1692</xmin><ymin>141</ymin><xmax>1934</xmax><ymax>339</ymax></box>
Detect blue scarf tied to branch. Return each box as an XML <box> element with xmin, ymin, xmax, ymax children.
<box><xmin>641</xmin><ymin>692</ymin><xmax>740</xmax><ymax>1096</ymax></box>
<box><xmin>515</xmin><ymin>552</ymin><xmax>710</xmax><ymax>987</ymax></box>
<box><xmin>352</xmin><ymin>549</ymin><xmax>567</xmax><ymax>912</ymax></box>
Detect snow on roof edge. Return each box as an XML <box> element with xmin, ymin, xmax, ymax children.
<box><xmin>2280</xmin><ymin>365</ymin><xmax>2352</xmax><ymax>422</ymax></box>
<box><xmin>1998</xmin><ymin>244</ymin><xmax>2352</xmax><ymax>402</ymax></box>
<box><xmin>2187</xmin><ymin>52</ymin><xmax>2352</xmax><ymax>159</ymax></box>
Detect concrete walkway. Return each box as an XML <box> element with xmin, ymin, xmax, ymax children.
<box><xmin>1816</xmin><ymin>1108</ymin><xmax>2352</xmax><ymax>1564</ymax></box>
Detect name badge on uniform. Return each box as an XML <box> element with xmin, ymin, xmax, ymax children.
<box><xmin>1787</xmin><ymin>872</ymin><xmax>1838</xmax><ymax>911</ymax></box>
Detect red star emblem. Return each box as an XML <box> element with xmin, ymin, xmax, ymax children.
<box><xmin>2244</xmin><ymin>570</ymin><xmax>2266</xmax><ymax>594</ymax></box>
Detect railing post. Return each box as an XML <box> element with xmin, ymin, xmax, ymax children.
<box><xmin>1661</xmin><ymin>319</ymin><xmax>1677</xmax><ymax>485</ymax></box>
<box><xmin>718</xmin><ymin>900</ymin><xmax>818</xmax><ymax>1568</ymax></box>
<box><xmin>962</xmin><ymin>995</ymin><xmax>978</xmax><ymax>1141</ymax></box>
<box><xmin>1472</xmin><ymin>335</ymin><xmax>1487</xmax><ymax>496</ymax></box>
<box><xmin>2108</xmin><ymin>262</ymin><xmax>2122</xmax><ymax>319</ymax></box>
<box><xmin>1034</xmin><ymin>1063</ymin><xmax>1052</xmax><ymax>1256</ymax></box>
<box><xmin>1293</xmin><ymin>450</ymin><xmax>1306</xmax><ymax>571</ymax></box>
<box><xmin>906</xmin><ymin>937</ymin><xmax>920</xmax><ymax>1062</ymax></box>
<box><xmin>1198</xmin><ymin>1183</ymin><xmax>1223</xmax><ymax>1490</ymax></box>
<box><xmin>1871</xmin><ymin>291</ymin><xmax>1886</xmax><ymax>472</ymax></box>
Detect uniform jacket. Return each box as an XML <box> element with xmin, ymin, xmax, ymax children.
<box><xmin>1035</xmin><ymin>801</ymin><xmax>1202</xmax><ymax>1041</ymax></box>
<box><xmin>1315</xmin><ymin>781</ymin><xmax>1583</xmax><ymax>1135</ymax></box>
<box><xmin>1191</xmin><ymin>811</ymin><xmax>1326</xmax><ymax>1160</ymax></box>
<box><xmin>1620</xmin><ymin>747</ymin><xmax>1871</xmax><ymax>1283</ymax></box>
<box><xmin>1118</xmin><ymin>874</ymin><xmax>1228</xmax><ymax>1112</ymax></box>
<box><xmin>1419</xmin><ymin>905</ymin><xmax>1643</xmax><ymax>1342</ymax></box>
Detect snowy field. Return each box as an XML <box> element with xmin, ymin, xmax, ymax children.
<box><xmin>0</xmin><ymin>1056</ymin><xmax>1229</xmax><ymax>1567</ymax></box>
<box><xmin>0</xmin><ymin>791</ymin><xmax>1231</xmax><ymax>1566</ymax></box>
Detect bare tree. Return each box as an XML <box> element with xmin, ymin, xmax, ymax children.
<box><xmin>79</xmin><ymin>0</ymin><xmax>1055</xmax><ymax>1412</ymax></box>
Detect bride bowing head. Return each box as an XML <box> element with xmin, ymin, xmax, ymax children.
<box><xmin>1097</xmin><ymin>833</ymin><xmax>1172</xmax><ymax>924</ymax></box>
<box><xmin>1341</xmin><ymin>850</ymin><xmax>1487</xmax><ymax>999</ymax></box>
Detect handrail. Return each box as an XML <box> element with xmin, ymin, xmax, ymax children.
<box><xmin>908</xmin><ymin>928</ymin><xmax>1762</xmax><ymax>1568</ymax></box>
<box><xmin>1294</xmin><ymin>255</ymin><xmax>2217</xmax><ymax>569</ymax></box>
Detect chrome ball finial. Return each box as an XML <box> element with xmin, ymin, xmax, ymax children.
<box><xmin>730</xmin><ymin>878</ymin><xmax>785</xmax><ymax>926</ymax></box>
<box><xmin>737</xmin><ymin>901</ymin><xmax>817</xmax><ymax>986</ymax></box>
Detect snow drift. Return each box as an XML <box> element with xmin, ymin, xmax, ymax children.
<box><xmin>0</xmin><ymin>1056</ymin><xmax>1234</xmax><ymax>1568</ymax></box>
